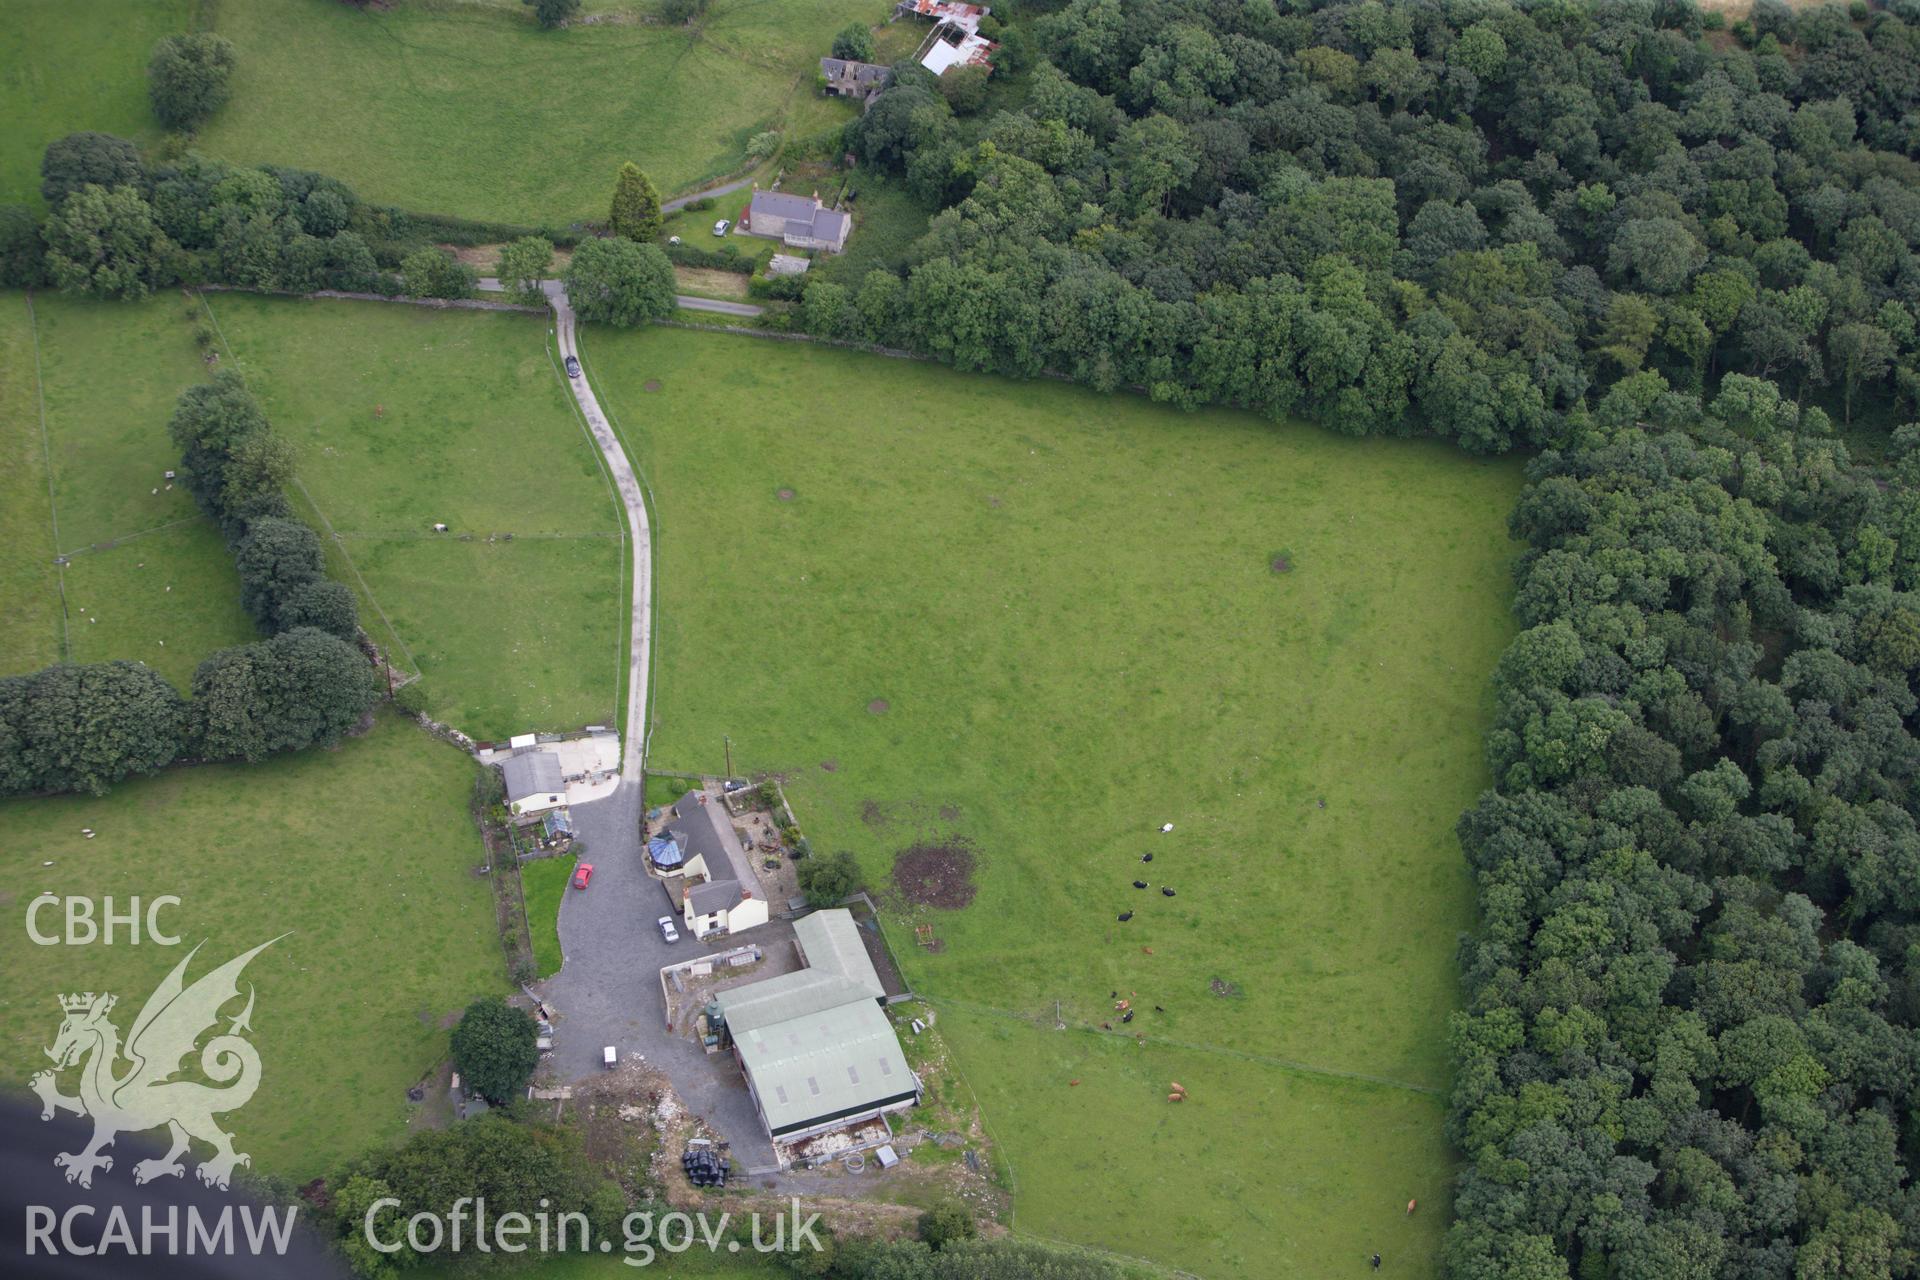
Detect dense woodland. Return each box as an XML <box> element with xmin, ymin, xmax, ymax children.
<box><xmin>828</xmin><ymin>1</ymin><xmax>1920</xmax><ymax>1275</ymax></box>
<box><xmin>826</xmin><ymin>0</ymin><xmax>1920</xmax><ymax>446</ymax></box>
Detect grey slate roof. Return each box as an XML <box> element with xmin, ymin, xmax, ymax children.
<box><xmin>500</xmin><ymin>752</ymin><xmax>562</xmax><ymax>801</ymax></box>
<box><xmin>689</xmin><ymin>878</ymin><xmax>748</xmax><ymax>916</ymax></box>
<box><xmin>805</xmin><ymin>206</ymin><xmax>852</xmax><ymax>244</ymax></box>
<box><xmin>748</xmin><ymin>189</ymin><xmax>823</xmax><ymax>224</ymax></box>
<box><xmin>819</xmin><ymin>57</ymin><xmax>891</xmax><ymax>88</ymax></box>
<box><xmin>665</xmin><ymin>791</ymin><xmax>763</xmax><ymax>901</ymax></box>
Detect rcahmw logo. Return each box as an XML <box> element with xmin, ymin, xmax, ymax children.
<box><xmin>22</xmin><ymin>936</ymin><xmax>301</xmax><ymax>1258</ymax></box>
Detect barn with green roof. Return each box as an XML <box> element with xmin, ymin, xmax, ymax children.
<box><xmin>714</xmin><ymin>909</ymin><xmax>920</xmax><ymax>1148</ymax></box>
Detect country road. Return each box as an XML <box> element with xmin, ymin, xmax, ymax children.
<box><xmin>661</xmin><ymin>175</ymin><xmax>754</xmax><ymax>213</ymax></box>
<box><xmin>477</xmin><ymin>277</ymin><xmax>763</xmax><ymax>318</ymax></box>
<box><xmin>537</xmin><ymin>279</ymin><xmax>653</xmax><ymax>784</ymax></box>
<box><xmin>504</xmin><ymin>278</ymin><xmax>782</xmax><ymax>1166</ymax></box>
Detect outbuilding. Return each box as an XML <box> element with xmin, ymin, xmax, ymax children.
<box><xmin>714</xmin><ymin>909</ymin><xmax>919</xmax><ymax>1151</ymax></box>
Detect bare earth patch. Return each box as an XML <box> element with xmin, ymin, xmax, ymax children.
<box><xmin>866</xmin><ymin>697</ymin><xmax>888</xmax><ymax>714</ymax></box>
<box><xmin>821</xmin><ymin>759</ymin><xmax>839</xmax><ymax>773</ymax></box>
<box><xmin>861</xmin><ymin>799</ymin><xmax>887</xmax><ymax>828</ymax></box>
<box><xmin>892</xmin><ymin>841</ymin><xmax>978</xmax><ymax>909</ymax></box>
<box><xmin>777</xmin><ymin>487</ymin><xmax>796</xmax><ymax>501</ymax></box>
<box><xmin>643</xmin><ymin>379</ymin><xmax>662</xmax><ymax>393</ymax></box>
<box><xmin>672</xmin><ymin>266</ymin><xmax>751</xmax><ymax>299</ymax></box>
<box><xmin>1270</xmin><ymin>551</ymin><xmax>1294</xmax><ymax>574</ymax></box>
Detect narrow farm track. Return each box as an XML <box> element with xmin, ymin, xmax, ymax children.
<box><xmin>545</xmin><ymin>280</ymin><xmax>653</xmax><ymax>785</ymax></box>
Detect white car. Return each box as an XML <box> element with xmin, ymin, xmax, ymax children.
<box><xmin>657</xmin><ymin>915</ymin><xmax>680</xmax><ymax>943</ymax></box>
<box><xmin>711</xmin><ymin>219</ymin><xmax>731</xmax><ymax>237</ymax></box>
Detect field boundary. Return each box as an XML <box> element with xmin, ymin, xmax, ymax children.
<box><xmin>23</xmin><ymin>294</ymin><xmax>70</xmax><ymax>662</ymax></box>
<box><xmin>196</xmin><ymin>291</ymin><xmax>421</xmax><ymax>676</ymax></box>
<box><xmin>570</xmin><ymin>340</ymin><xmax>663</xmax><ymax>762</ymax></box>
<box><xmin>327</xmin><ymin>529</ymin><xmax>620</xmax><ymax>541</ymax></box>
<box><xmin>544</xmin><ymin>326</ymin><xmax>628</xmax><ymax>735</ymax></box>
<box><xmin>57</xmin><ymin>515</ymin><xmax>202</xmax><ymax>560</ymax></box>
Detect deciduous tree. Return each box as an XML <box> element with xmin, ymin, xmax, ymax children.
<box><xmin>449</xmin><ymin>997</ymin><xmax>540</xmax><ymax>1105</ymax></box>
<box><xmin>496</xmin><ymin>234</ymin><xmax>553</xmax><ymax>306</ymax></box>
<box><xmin>563</xmin><ymin>237</ymin><xmax>675</xmax><ymax>327</ymax></box>
<box><xmin>147</xmin><ymin>33</ymin><xmax>237</xmax><ymax>131</ymax></box>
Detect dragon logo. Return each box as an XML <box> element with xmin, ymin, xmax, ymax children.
<box><xmin>28</xmin><ymin>938</ymin><xmax>282</xmax><ymax>1191</ymax></box>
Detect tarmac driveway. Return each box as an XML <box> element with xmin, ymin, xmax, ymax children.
<box><xmin>536</xmin><ymin>787</ymin><xmax>781</xmax><ymax>1172</ymax></box>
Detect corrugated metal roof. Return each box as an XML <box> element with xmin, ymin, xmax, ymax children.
<box><xmin>714</xmin><ymin>909</ymin><xmax>910</xmax><ymax>1134</ymax></box>
<box><xmin>733</xmin><ymin>997</ymin><xmax>914</xmax><ymax>1136</ymax></box>
<box><xmin>795</xmin><ymin>910</ymin><xmax>881</xmax><ymax>994</ymax></box>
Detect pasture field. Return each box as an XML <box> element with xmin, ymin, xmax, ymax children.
<box><xmin>0</xmin><ymin>0</ymin><xmax>189</xmax><ymax>210</ymax></box>
<box><xmin>3</xmin><ymin>292</ymin><xmax>257</xmax><ymax>688</ymax></box>
<box><xmin>0</xmin><ymin>296</ymin><xmax>60</xmax><ymax>673</ymax></box>
<box><xmin>0</xmin><ymin>712</ymin><xmax>505</xmax><ymax>1179</ymax></box>
<box><xmin>522</xmin><ymin>854</ymin><xmax>573</xmax><ymax>978</ymax></box>
<box><xmin>583</xmin><ymin>327</ymin><xmax>1521</xmax><ymax>1277</ymax></box>
<box><xmin>192</xmin><ymin>0</ymin><xmax>885</xmax><ymax>226</ymax></box>
<box><xmin>202</xmin><ymin>294</ymin><xmax>624</xmax><ymax>740</ymax></box>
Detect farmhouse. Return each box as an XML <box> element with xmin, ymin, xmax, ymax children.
<box><xmin>500</xmin><ymin>752</ymin><xmax>565</xmax><ymax>818</ymax></box>
<box><xmin>713</xmin><ymin>909</ymin><xmax>919</xmax><ymax>1150</ymax></box>
<box><xmin>819</xmin><ymin>56</ymin><xmax>891</xmax><ymax>103</ymax></box>
<box><xmin>653</xmin><ymin>790</ymin><xmax>770</xmax><ymax>937</ymax></box>
<box><xmin>742</xmin><ymin>189</ymin><xmax>853</xmax><ymax>254</ymax></box>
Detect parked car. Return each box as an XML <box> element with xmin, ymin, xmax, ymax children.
<box><xmin>564</xmin><ymin>355</ymin><xmax>581</xmax><ymax>379</ymax></box>
<box><xmin>657</xmin><ymin>915</ymin><xmax>680</xmax><ymax>943</ymax></box>
<box><xmin>573</xmin><ymin>863</ymin><xmax>594</xmax><ymax>890</ymax></box>
<box><xmin>712</xmin><ymin>219</ymin><xmax>731</xmax><ymax>237</ymax></box>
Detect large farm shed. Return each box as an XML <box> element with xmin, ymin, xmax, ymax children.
<box><xmin>714</xmin><ymin>909</ymin><xmax>919</xmax><ymax>1146</ymax></box>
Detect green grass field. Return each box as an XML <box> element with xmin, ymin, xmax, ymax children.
<box><xmin>1</xmin><ymin>292</ymin><xmax>259</xmax><ymax>687</ymax></box>
<box><xmin>0</xmin><ymin>0</ymin><xmax>189</xmax><ymax>210</ymax></box>
<box><xmin>522</xmin><ymin>854</ymin><xmax>573</xmax><ymax>978</ymax></box>
<box><xmin>202</xmin><ymin>294</ymin><xmax>624</xmax><ymax>739</ymax></box>
<box><xmin>190</xmin><ymin>0</ymin><xmax>884</xmax><ymax>225</ymax></box>
<box><xmin>0</xmin><ymin>296</ymin><xmax>61</xmax><ymax>673</ymax></box>
<box><xmin>0</xmin><ymin>712</ymin><xmax>505</xmax><ymax>1179</ymax></box>
<box><xmin>583</xmin><ymin>328</ymin><xmax>1520</xmax><ymax>1278</ymax></box>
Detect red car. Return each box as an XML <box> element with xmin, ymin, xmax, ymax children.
<box><xmin>573</xmin><ymin>863</ymin><xmax>594</xmax><ymax>890</ymax></box>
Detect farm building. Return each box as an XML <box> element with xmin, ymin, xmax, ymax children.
<box><xmin>742</xmin><ymin>189</ymin><xmax>853</xmax><ymax>254</ymax></box>
<box><xmin>714</xmin><ymin>909</ymin><xmax>919</xmax><ymax>1150</ymax></box>
<box><xmin>819</xmin><ymin>56</ymin><xmax>891</xmax><ymax>103</ymax></box>
<box><xmin>500</xmin><ymin>752</ymin><xmax>565</xmax><ymax>818</ymax></box>
<box><xmin>897</xmin><ymin>0</ymin><xmax>997</xmax><ymax>76</ymax></box>
<box><xmin>654</xmin><ymin>789</ymin><xmax>770</xmax><ymax>936</ymax></box>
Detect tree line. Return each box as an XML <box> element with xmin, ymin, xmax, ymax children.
<box><xmin>0</xmin><ymin>133</ymin><xmax>577</xmax><ymax>304</ymax></box>
<box><xmin>0</xmin><ymin>376</ymin><xmax>377</xmax><ymax>797</ymax></box>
